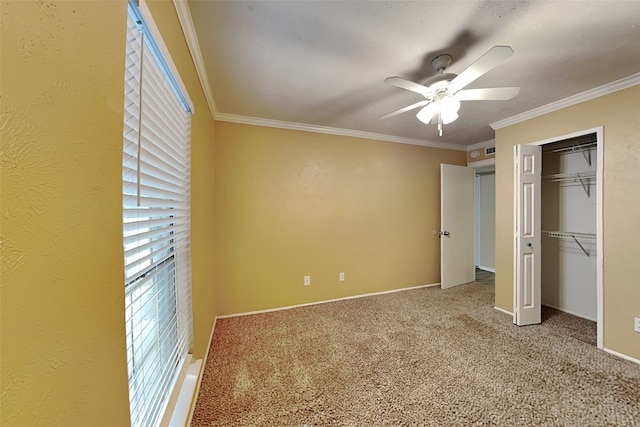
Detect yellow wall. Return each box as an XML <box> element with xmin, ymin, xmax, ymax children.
<box><xmin>494</xmin><ymin>85</ymin><xmax>640</xmax><ymax>360</ymax></box>
<box><xmin>213</xmin><ymin>122</ymin><xmax>466</xmax><ymax>315</ymax></box>
<box><xmin>1</xmin><ymin>1</ymin><xmax>216</xmax><ymax>426</ymax></box>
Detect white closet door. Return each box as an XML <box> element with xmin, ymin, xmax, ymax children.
<box><xmin>514</xmin><ymin>144</ymin><xmax>541</xmax><ymax>325</ymax></box>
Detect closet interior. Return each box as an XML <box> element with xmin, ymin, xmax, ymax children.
<box><xmin>541</xmin><ymin>133</ymin><xmax>597</xmax><ymax>323</ymax></box>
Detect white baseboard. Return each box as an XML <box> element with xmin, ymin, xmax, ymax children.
<box><xmin>216</xmin><ymin>282</ymin><xmax>441</xmax><ymax>319</ymax></box>
<box><xmin>494</xmin><ymin>306</ymin><xmax>513</xmax><ymax>316</ymax></box>
<box><xmin>422</xmin><ymin>282</ymin><xmax>441</xmax><ymax>288</ymax></box>
<box><xmin>541</xmin><ymin>303</ymin><xmax>596</xmax><ymax>322</ymax></box>
<box><xmin>603</xmin><ymin>347</ymin><xmax>640</xmax><ymax>365</ymax></box>
<box><xmin>476</xmin><ymin>266</ymin><xmax>495</xmax><ymax>273</ymax></box>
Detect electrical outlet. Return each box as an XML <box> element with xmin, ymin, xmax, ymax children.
<box><xmin>634</xmin><ymin>317</ymin><xmax>640</xmax><ymax>333</ymax></box>
<box><xmin>339</xmin><ymin>272</ymin><xmax>345</xmax><ymax>282</ymax></box>
<box><xmin>304</xmin><ymin>276</ymin><xmax>311</xmax><ymax>286</ymax></box>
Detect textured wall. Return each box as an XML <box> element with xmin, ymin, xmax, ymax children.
<box><xmin>1</xmin><ymin>1</ymin><xmax>131</xmax><ymax>425</ymax></box>
<box><xmin>494</xmin><ymin>85</ymin><xmax>640</xmax><ymax>361</ymax></box>
<box><xmin>1</xmin><ymin>0</ymin><xmax>217</xmax><ymax>425</ymax></box>
<box><xmin>213</xmin><ymin>122</ymin><xmax>466</xmax><ymax>315</ymax></box>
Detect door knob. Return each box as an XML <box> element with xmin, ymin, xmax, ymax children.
<box><xmin>527</xmin><ymin>242</ymin><xmax>532</xmax><ymax>247</ymax></box>
<box><xmin>440</xmin><ymin>231</ymin><xmax>450</xmax><ymax>237</ymax></box>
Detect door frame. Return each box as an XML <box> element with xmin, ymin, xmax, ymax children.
<box><xmin>469</xmin><ymin>157</ymin><xmax>497</xmax><ymax>274</ymax></box>
<box><xmin>515</xmin><ymin>126</ymin><xmax>604</xmax><ymax>348</ymax></box>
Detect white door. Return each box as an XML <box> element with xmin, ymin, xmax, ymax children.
<box><xmin>440</xmin><ymin>164</ymin><xmax>475</xmax><ymax>289</ymax></box>
<box><xmin>514</xmin><ymin>144</ymin><xmax>542</xmax><ymax>325</ymax></box>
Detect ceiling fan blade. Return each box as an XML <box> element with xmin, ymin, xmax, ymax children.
<box><xmin>448</xmin><ymin>46</ymin><xmax>514</xmax><ymax>94</ymax></box>
<box><xmin>456</xmin><ymin>87</ymin><xmax>520</xmax><ymax>101</ymax></box>
<box><xmin>384</xmin><ymin>76</ymin><xmax>430</xmax><ymax>94</ymax></box>
<box><xmin>379</xmin><ymin>100</ymin><xmax>430</xmax><ymax>120</ymax></box>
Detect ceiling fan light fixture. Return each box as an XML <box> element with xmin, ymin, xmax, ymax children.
<box><xmin>441</xmin><ymin>110</ymin><xmax>459</xmax><ymax>125</ymax></box>
<box><xmin>440</xmin><ymin>95</ymin><xmax>461</xmax><ymax>124</ymax></box>
<box><xmin>416</xmin><ymin>103</ymin><xmax>439</xmax><ymax>125</ymax></box>
<box><xmin>441</xmin><ymin>95</ymin><xmax>461</xmax><ymax>113</ymax></box>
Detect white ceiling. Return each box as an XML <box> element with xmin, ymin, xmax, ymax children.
<box><xmin>184</xmin><ymin>1</ymin><xmax>640</xmax><ymax>147</ymax></box>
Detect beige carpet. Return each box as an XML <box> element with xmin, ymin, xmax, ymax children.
<box><xmin>191</xmin><ymin>283</ymin><xmax>640</xmax><ymax>426</ymax></box>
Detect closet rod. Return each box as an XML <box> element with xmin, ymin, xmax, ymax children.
<box><xmin>550</xmin><ymin>141</ymin><xmax>596</xmax><ymax>153</ymax></box>
<box><xmin>550</xmin><ymin>141</ymin><xmax>596</xmax><ymax>166</ymax></box>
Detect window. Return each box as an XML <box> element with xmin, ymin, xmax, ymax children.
<box><xmin>122</xmin><ymin>3</ymin><xmax>192</xmax><ymax>426</ymax></box>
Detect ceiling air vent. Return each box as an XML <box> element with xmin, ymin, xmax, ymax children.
<box><xmin>485</xmin><ymin>146</ymin><xmax>496</xmax><ymax>156</ymax></box>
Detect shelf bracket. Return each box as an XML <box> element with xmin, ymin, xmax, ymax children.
<box><xmin>570</xmin><ymin>234</ymin><xmax>590</xmax><ymax>257</ymax></box>
<box><xmin>581</xmin><ymin>148</ymin><xmax>592</xmax><ymax>167</ymax></box>
<box><xmin>579</xmin><ymin>177</ymin><xmax>591</xmax><ymax>197</ymax></box>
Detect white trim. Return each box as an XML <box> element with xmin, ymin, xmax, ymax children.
<box><xmin>595</xmin><ymin>127</ymin><xmax>604</xmax><ymax>349</ymax></box>
<box><xmin>512</xmin><ymin>145</ymin><xmax>518</xmax><ymax>325</ymax></box>
<box><xmin>494</xmin><ymin>306</ymin><xmax>513</xmax><ymax>316</ymax></box>
<box><xmin>173</xmin><ymin>0</ymin><xmax>217</xmax><ymax>118</ymax></box>
<box><xmin>467</xmin><ymin>158</ymin><xmax>496</xmax><ymax>168</ymax></box>
<box><xmin>476</xmin><ymin>266</ymin><xmax>495</xmax><ymax>273</ymax></box>
<box><xmin>139</xmin><ymin>0</ymin><xmax>194</xmax><ymax>113</ymax></box>
<box><xmin>474</xmin><ymin>175</ymin><xmax>481</xmax><ymax>267</ymax></box>
<box><xmin>167</xmin><ymin>358</ymin><xmax>202</xmax><ymax>427</ymax></box>
<box><xmin>527</xmin><ymin>126</ymin><xmax>602</xmax><ymax>148</ymax></box>
<box><xmin>523</xmin><ymin>126</ymin><xmax>604</xmax><ymax>349</ymax></box>
<box><xmin>159</xmin><ymin>354</ymin><xmax>191</xmax><ymax>427</ymax></box>
<box><xmin>541</xmin><ymin>303</ymin><xmax>596</xmax><ymax>323</ymax></box>
<box><xmin>186</xmin><ymin>317</ymin><xmax>217</xmax><ymax>427</ymax></box>
<box><xmin>603</xmin><ymin>348</ymin><xmax>640</xmax><ymax>365</ymax></box>
<box><xmin>491</xmin><ymin>72</ymin><xmax>640</xmax><ymax>130</ymax></box>
<box><xmin>215</xmin><ymin>113</ymin><xmax>465</xmax><ymax>151</ymax></box>
<box><xmin>467</xmin><ymin>139</ymin><xmax>495</xmax><ymax>151</ymax></box>
<box><xmin>216</xmin><ymin>283</ymin><xmax>441</xmax><ymax>319</ymax></box>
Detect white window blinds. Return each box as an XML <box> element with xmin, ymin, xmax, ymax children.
<box><xmin>122</xmin><ymin>5</ymin><xmax>193</xmax><ymax>427</ymax></box>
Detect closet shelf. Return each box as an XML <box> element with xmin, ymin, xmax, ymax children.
<box><xmin>549</xmin><ymin>141</ymin><xmax>596</xmax><ymax>166</ymax></box>
<box><xmin>543</xmin><ymin>230</ymin><xmax>595</xmax><ymax>257</ymax></box>
<box><xmin>543</xmin><ymin>171</ymin><xmax>596</xmax><ymax>182</ymax></box>
<box><xmin>543</xmin><ymin>171</ymin><xmax>596</xmax><ymax>197</ymax></box>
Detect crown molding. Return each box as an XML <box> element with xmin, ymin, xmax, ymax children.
<box><xmin>172</xmin><ymin>0</ymin><xmax>459</xmax><ymax>151</ymax></box>
<box><xmin>215</xmin><ymin>113</ymin><xmax>467</xmax><ymax>151</ymax></box>
<box><xmin>173</xmin><ymin>0</ymin><xmax>218</xmax><ymax>118</ymax></box>
<box><xmin>466</xmin><ymin>139</ymin><xmax>495</xmax><ymax>151</ymax></box>
<box><xmin>491</xmin><ymin>72</ymin><xmax>640</xmax><ymax>130</ymax></box>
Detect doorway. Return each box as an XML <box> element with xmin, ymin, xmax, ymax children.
<box><xmin>513</xmin><ymin>127</ymin><xmax>603</xmax><ymax>348</ymax></box>
<box><xmin>474</xmin><ymin>166</ymin><xmax>495</xmax><ymax>273</ymax></box>
<box><xmin>440</xmin><ymin>159</ymin><xmax>496</xmax><ymax>289</ymax></box>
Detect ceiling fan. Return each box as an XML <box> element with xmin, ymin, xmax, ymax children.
<box><xmin>381</xmin><ymin>45</ymin><xmax>520</xmax><ymax>136</ymax></box>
